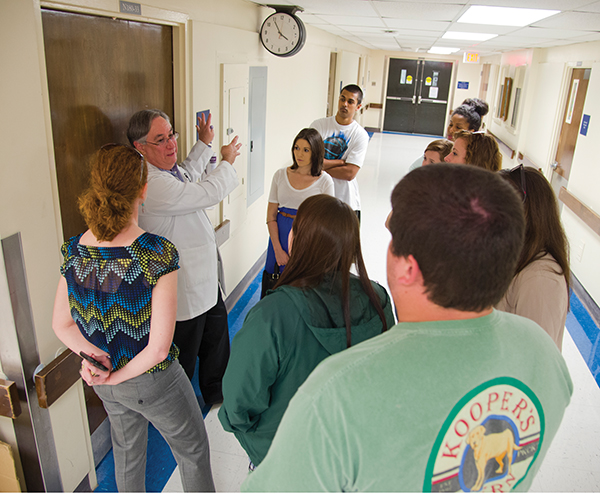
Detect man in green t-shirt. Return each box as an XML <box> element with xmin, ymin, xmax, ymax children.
<box><xmin>243</xmin><ymin>164</ymin><xmax>572</xmax><ymax>492</ymax></box>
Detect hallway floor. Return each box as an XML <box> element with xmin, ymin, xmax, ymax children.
<box><xmin>157</xmin><ymin>132</ymin><xmax>599</xmax><ymax>491</ymax></box>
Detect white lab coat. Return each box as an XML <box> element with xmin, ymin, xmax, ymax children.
<box><xmin>139</xmin><ymin>139</ymin><xmax>239</xmax><ymax>321</ymax></box>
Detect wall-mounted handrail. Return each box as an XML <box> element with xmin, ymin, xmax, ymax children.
<box><xmin>488</xmin><ymin>131</ymin><xmax>516</xmax><ymax>160</ymax></box>
<box><xmin>559</xmin><ymin>186</ymin><xmax>600</xmax><ymax>238</ymax></box>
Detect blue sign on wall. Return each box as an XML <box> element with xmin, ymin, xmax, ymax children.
<box><xmin>457</xmin><ymin>81</ymin><xmax>469</xmax><ymax>89</ymax></box>
<box><xmin>580</xmin><ymin>114</ymin><xmax>590</xmax><ymax>136</ymax></box>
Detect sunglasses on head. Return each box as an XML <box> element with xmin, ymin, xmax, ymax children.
<box><xmin>500</xmin><ymin>164</ymin><xmax>526</xmax><ymax>202</ymax></box>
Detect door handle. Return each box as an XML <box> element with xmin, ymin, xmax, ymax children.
<box><xmin>551</xmin><ymin>161</ymin><xmax>559</xmax><ymax>170</ymax></box>
<box><xmin>412</xmin><ymin>95</ymin><xmax>416</xmax><ymax>104</ymax></box>
<box><xmin>418</xmin><ymin>96</ymin><xmax>422</xmax><ymax>104</ymax></box>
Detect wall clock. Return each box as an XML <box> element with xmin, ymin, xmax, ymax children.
<box><xmin>260</xmin><ymin>6</ymin><xmax>306</xmax><ymax>57</ymax></box>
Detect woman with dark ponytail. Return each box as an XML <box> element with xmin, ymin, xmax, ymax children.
<box><xmin>52</xmin><ymin>145</ymin><xmax>215</xmax><ymax>492</ymax></box>
<box><xmin>218</xmin><ymin>194</ymin><xmax>395</xmax><ymax>468</ymax></box>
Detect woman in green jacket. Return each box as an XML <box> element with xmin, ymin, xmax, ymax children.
<box><xmin>218</xmin><ymin>194</ymin><xmax>395</xmax><ymax>468</ymax></box>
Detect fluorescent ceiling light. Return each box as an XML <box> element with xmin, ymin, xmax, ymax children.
<box><xmin>458</xmin><ymin>6</ymin><xmax>560</xmax><ymax>27</ymax></box>
<box><xmin>442</xmin><ymin>32</ymin><xmax>497</xmax><ymax>41</ymax></box>
<box><xmin>428</xmin><ymin>47</ymin><xmax>460</xmax><ymax>54</ymax></box>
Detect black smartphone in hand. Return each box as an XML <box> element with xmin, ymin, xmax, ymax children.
<box><xmin>79</xmin><ymin>351</ymin><xmax>109</xmax><ymax>372</ymax></box>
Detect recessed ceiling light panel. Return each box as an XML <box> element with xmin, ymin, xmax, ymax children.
<box><xmin>428</xmin><ymin>47</ymin><xmax>460</xmax><ymax>54</ymax></box>
<box><xmin>458</xmin><ymin>6</ymin><xmax>560</xmax><ymax>27</ymax></box>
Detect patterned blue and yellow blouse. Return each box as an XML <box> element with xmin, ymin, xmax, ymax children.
<box><xmin>60</xmin><ymin>232</ymin><xmax>180</xmax><ymax>373</ymax></box>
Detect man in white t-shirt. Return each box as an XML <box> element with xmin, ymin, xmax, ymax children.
<box><xmin>310</xmin><ymin>84</ymin><xmax>368</xmax><ymax>220</ymax></box>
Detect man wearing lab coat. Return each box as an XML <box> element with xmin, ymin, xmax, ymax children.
<box><xmin>128</xmin><ymin>109</ymin><xmax>240</xmax><ymax>405</ymax></box>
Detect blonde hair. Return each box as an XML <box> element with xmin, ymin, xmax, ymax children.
<box><xmin>78</xmin><ymin>145</ymin><xmax>147</xmax><ymax>241</ymax></box>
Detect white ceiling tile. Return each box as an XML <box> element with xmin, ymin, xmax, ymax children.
<box><xmin>394</xmin><ymin>35</ymin><xmax>440</xmax><ymax>43</ymax></box>
<box><xmin>472</xmin><ymin>0</ymin><xmax>591</xmax><ymax>9</ymax></box>
<box><xmin>373</xmin><ymin>2</ymin><xmax>465</xmax><ymax>21</ymax></box>
<box><xmin>511</xmin><ymin>26</ymin><xmax>598</xmax><ymax>39</ymax></box>
<box><xmin>294</xmin><ymin>0</ymin><xmax>379</xmax><ymax>16</ymax></box>
<box><xmin>533</xmin><ymin>38</ymin><xmax>590</xmax><ymax>47</ymax></box>
<box><xmin>531</xmin><ymin>11</ymin><xmax>600</xmax><ymax>30</ymax></box>
<box><xmin>312</xmin><ymin>24</ymin><xmax>350</xmax><ymax>34</ymax></box>
<box><xmin>392</xmin><ymin>28</ymin><xmax>446</xmax><ymax>37</ymax></box>
<box><xmin>568</xmin><ymin>31</ymin><xmax>600</xmax><ymax>41</ymax></box>
<box><xmin>574</xmin><ymin>2</ymin><xmax>600</xmax><ymax>13</ymax></box>
<box><xmin>383</xmin><ymin>19</ymin><xmax>451</xmax><ymax>31</ymax></box>
<box><xmin>316</xmin><ymin>14</ymin><xmax>387</xmax><ymax>27</ymax></box>
<box><xmin>298</xmin><ymin>13</ymin><xmax>330</xmax><ymax>25</ymax></box>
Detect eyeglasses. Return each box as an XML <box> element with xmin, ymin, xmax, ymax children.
<box><xmin>501</xmin><ymin>164</ymin><xmax>527</xmax><ymax>202</ymax></box>
<box><xmin>143</xmin><ymin>131</ymin><xmax>179</xmax><ymax>148</ymax></box>
<box><xmin>100</xmin><ymin>143</ymin><xmax>145</xmax><ymax>183</ymax></box>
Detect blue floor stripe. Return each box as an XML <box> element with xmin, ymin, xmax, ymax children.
<box><xmin>95</xmin><ymin>274</ymin><xmax>262</xmax><ymax>491</ymax></box>
<box><xmin>566</xmin><ymin>289</ymin><xmax>600</xmax><ymax>388</ymax></box>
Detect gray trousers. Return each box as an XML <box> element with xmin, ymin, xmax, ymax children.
<box><xmin>95</xmin><ymin>361</ymin><xmax>215</xmax><ymax>492</ymax></box>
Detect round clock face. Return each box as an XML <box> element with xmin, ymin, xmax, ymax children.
<box><xmin>260</xmin><ymin>12</ymin><xmax>306</xmax><ymax>57</ymax></box>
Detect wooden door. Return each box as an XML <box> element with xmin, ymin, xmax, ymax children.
<box><xmin>42</xmin><ymin>8</ymin><xmax>175</xmax><ymax>437</ymax></box>
<box><xmin>553</xmin><ymin>68</ymin><xmax>591</xmax><ymax>181</ymax></box>
<box><xmin>42</xmin><ymin>9</ymin><xmax>174</xmax><ymax>241</ymax></box>
<box><xmin>550</xmin><ymin>68</ymin><xmax>590</xmax><ymax>198</ymax></box>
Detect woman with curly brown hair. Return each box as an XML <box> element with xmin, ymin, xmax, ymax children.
<box><xmin>444</xmin><ymin>129</ymin><xmax>502</xmax><ymax>172</ymax></box>
<box><xmin>52</xmin><ymin>144</ymin><xmax>215</xmax><ymax>492</ymax></box>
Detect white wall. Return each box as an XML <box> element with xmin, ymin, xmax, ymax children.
<box><xmin>560</xmin><ymin>59</ymin><xmax>600</xmax><ymax>304</ymax></box>
<box><xmin>483</xmin><ymin>41</ymin><xmax>600</xmax><ymax>305</ymax></box>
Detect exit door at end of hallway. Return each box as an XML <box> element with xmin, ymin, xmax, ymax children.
<box><xmin>383</xmin><ymin>58</ymin><xmax>453</xmax><ymax>136</ymax></box>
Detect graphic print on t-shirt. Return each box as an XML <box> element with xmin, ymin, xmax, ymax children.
<box><xmin>424</xmin><ymin>378</ymin><xmax>545</xmax><ymax>492</ymax></box>
<box><xmin>323</xmin><ymin>132</ymin><xmax>349</xmax><ymax>160</ymax></box>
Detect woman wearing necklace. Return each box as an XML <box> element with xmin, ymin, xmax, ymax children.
<box><xmin>262</xmin><ymin>128</ymin><xmax>334</xmax><ymax>297</ymax></box>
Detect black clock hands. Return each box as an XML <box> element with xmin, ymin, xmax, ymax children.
<box><xmin>274</xmin><ymin>19</ymin><xmax>289</xmax><ymax>40</ymax></box>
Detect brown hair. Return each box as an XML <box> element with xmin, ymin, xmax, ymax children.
<box><xmin>389</xmin><ymin>164</ymin><xmax>525</xmax><ymax>311</ymax></box>
<box><xmin>454</xmin><ymin>130</ymin><xmax>502</xmax><ymax>172</ymax></box>
<box><xmin>78</xmin><ymin>145</ymin><xmax>147</xmax><ymax>242</ymax></box>
<box><xmin>276</xmin><ymin>194</ymin><xmax>388</xmax><ymax>347</ymax></box>
<box><xmin>425</xmin><ymin>139</ymin><xmax>453</xmax><ymax>161</ymax></box>
<box><xmin>290</xmin><ymin>128</ymin><xmax>325</xmax><ymax>177</ymax></box>
<box><xmin>500</xmin><ymin>166</ymin><xmax>570</xmax><ymax>293</ymax></box>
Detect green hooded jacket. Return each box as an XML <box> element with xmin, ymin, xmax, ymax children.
<box><xmin>218</xmin><ymin>274</ymin><xmax>395</xmax><ymax>465</ymax></box>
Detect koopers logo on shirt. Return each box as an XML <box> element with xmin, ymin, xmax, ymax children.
<box><xmin>424</xmin><ymin>377</ymin><xmax>545</xmax><ymax>493</ymax></box>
